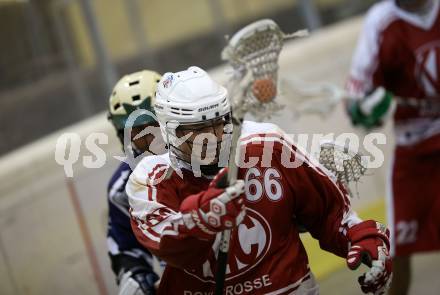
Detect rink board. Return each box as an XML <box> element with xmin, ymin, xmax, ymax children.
<box><xmin>0</xmin><ymin>16</ymin><xmax>397</xmax><ymax>295</ymax></box>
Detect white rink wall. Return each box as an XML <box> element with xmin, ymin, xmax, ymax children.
<box><xmin>0</xmin><ymin>17</ymin><xmax>395</xmax><ymax>295</ymax></box>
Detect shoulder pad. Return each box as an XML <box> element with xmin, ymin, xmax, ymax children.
<box><xmin>240</xmin><ymin>120</ymin><xmax>283</xmax><ymax>137</ymax></box>
<box><xmin>364</xmin><ymin>1</ymin><xmax>398</xmax><ymax>32</ymax></box>
<box><xmin>131</xmin><ymin>153</ymin><xmax>171</xmax><ymax>186</ymax></box>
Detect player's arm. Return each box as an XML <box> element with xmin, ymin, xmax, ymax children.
<box><xmin>279</xmin><ymin>144</ymin><xmax>392</xmax><ymax>294</ymax></box>
<box><xmin>107</xmin><ymin>169</ymin><xmax>159</xmax><ymax>295</ymax></box>
<box><xmin>126</xmin><ymin>164</ymin><xmax>246</xmax><ymax>270</ymax></box>
<box><xmin>345</xmin><ymin>7</ymin><xmax>397</xmax><ymax>130</ymax></box>
<box><xmin>282</xmin><ymin>149</ymin><xmax>359</xmax><ymax>256</ymax></box>
<box><xmin>108</xmin><ymin>210</ymin><xmax>159</xmax><ymax>295</ymax></box>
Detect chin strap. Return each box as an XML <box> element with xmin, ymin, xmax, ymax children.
<box><xmin>171</xmin><ymin>153</ymin><xmax>225</xmax><ymax>179</ymax></box>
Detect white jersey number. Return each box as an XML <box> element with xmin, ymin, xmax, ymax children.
<box><xmin>245</xmin><ymin>167</ymin><xmax>283</xmax><ymax>202</ymax></box>
<box><xmin>396</xmin><ymin>220</ymin><xmax>418</xmax><ymax>245</ymax></box>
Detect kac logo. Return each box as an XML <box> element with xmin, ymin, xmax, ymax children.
<box><xmin>415</xmin><ymin>41</ymin><xmax>440</xmax><ymax>97</ymax></box>
<box><xmin>184</xmin><ymin>208</ymin><xmax>272</xmax><ymax>282</ymax></box>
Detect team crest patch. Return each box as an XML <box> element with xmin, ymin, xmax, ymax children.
<box><xmin>183</xmin><ymin>208</ymin><xmax>272</xmax><ymax>282</ymax></box>
<box><xmin>163</xmin><ymin>75</ymin><xmax>173</xmax><ymax>88</ymax></box>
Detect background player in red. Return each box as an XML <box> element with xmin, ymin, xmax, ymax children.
<box><xmin>127</xmin><ymin>66</ymin><xmax>392</xmax><ymax>294</ymax></box>
<box><xmin>345</xmin><ymin>0</ymin><xmax>440</xmax><ymax>294</ymax></box>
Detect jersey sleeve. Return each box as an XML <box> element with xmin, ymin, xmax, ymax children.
<box><xmin>107</xmin><ymin>163</ymin><xmax>155</xmax><ymax>276</ymax></box>
<box><xmin>275</xmin><ymin>141</ymin><xmax>362</xmax><ymax>258</ymax></box>
<box><xmin>126</xmin><ymin>158</ymin><xmax>214</xmax><ymax>269</ymax></box>
<box><xmin>346</xmin><ymin>2</ymin><xmax>400</xmax><ymax>97</ymax></box>
<box><xmin>107</xmin><ymin>165</ymin><xmax>137</xmax><ymax>254</ymax></box>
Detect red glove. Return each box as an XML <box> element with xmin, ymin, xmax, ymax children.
<box><xmin>346</xmin><ymin>220</ymin><xmax>393</xmax><ymax>295</ymax></box>
<box><xmin>180</xmin><ymin>168</ymin><xmax>246</xmax><ymax>240</ymax></box>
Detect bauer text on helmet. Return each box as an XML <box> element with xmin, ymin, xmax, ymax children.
<box><xmin>154</xmin><ymin>66</ymin><xmax>233</xmax><ymax>175</ymax></box>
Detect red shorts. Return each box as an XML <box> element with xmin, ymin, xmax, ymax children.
<box><xmin>389</xmin><ymin>135</ymin><xmax>440</xmax><ymax>256</ymax></box>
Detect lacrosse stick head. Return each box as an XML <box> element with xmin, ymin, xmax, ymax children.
<box><xmin>280</xmin><ymin>78</ymin><xmax>344</xmax><ymax>119</ymax></box>
<box><xmin>318</xmin><ymin>141</ymin><xmax>368</xmax><ymax>197</ymax></box>
<box><xmin>222</xmin><ymin>19</ymin><xmax>305</xmax><ymax>120</ymax></box>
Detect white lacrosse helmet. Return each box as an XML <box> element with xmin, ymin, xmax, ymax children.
<box><xmin>155</xmin><ymin>66</ymin><xmax>232</xmax><ymax>172</ymax></box>
<box><xmin>155</xmin><ymin>66</ymin><xmax>230</xmax><ymax>142</ymax></box>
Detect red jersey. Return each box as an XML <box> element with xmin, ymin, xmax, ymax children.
<box><xmin>127</xmin><ymin>121</ymin><xmax>361</xmax><ymax>295</ymax></box>
<box><xmin>347</xmin><ymin>0</ymin><xmax>440</xmax><ymax>147</ymax></box>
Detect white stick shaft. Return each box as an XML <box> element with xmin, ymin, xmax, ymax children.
<box><xmin>219</xmin><ymin>118</ymin><xmax>242</xmax><ymax>252</ymax></box>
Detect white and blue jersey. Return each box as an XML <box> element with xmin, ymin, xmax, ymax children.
<box><xmin>107</xmin><ymin>161</ymin><xmax>156</xmax><ymax>277</ymax></box>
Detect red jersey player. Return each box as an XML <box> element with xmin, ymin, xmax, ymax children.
<box><xmin>346</xmin><ymin>0</ymin><xmax>440</xmax><ymax>294</ymax></box>
<box><xmin>127</xmin><ymin>66</ymin><xmax>392</xmax><ymax>294</ymax></box>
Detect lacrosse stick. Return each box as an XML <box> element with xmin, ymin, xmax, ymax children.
<box><xmin>288</xmin><ymin>79</ymin><xmax>440</xmax><ymax>119</ymax></box>
<box><xmin>280</xmin><ymin>77</ymin><xmax>344</xmax><ymax>118</ymax></box>
<box><xmin>215</xmin><ymin>19</ymin><xmax>306</xmax><ymax>295</ymax></box>
<box><xmin>318</xmin><ymin>140</ymin><xmax>368</xmax><ymax>197</ymax></box>
<box><xmin>222</xmin><ymin>19</ymin><xmax>308</xmax><ymax>122</ymax></box>
<box><xmin>222</xmin><ymin>31</ymin><xmax>348</xmax><ymax>120</ymax></box>
<box><xmin>225</xmin><ymin>22</ymin><xmax>440</xmax><ymax>121</ymax></box>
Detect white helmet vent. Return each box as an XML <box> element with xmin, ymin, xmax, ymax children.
<box><xmin>170</xmin><ymin>106</ymin><xmax>193</xmax><ymax>116</ymax></box>
<box><xmin>155</xmin><ymin>66</ymin><xmax>231</xmax><ymax>146</ymax></box>
<box><xmin>129</xmin><ymin>80</ymin><xmax>140</xmax><ymax>86</ymax></box>
<box><xmin>221</xmin><ymin>97</ymin><xmax>228</xmax><ymax>107</ymax></box>
<box><xmin>132</xmin><ymin>95</ymin><xmax>141</xmax><ymax>101</ymax></box>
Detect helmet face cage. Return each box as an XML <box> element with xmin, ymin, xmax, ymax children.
<box><xmin>122</xmin><ymin>109</ymin><xmax>167</xmax><ymax>170</ymax></box>
<box><xmin>165</xmin><ymin>112</ymin><xmax>233</xmax><ymax>172</ymax></box>
<box><xmin>154</xmin><ymin>66</ymin><xmax>234</xmax><ymax>174</ymax></box>
<box><xmin>395</xmin><ymin>0</ymin><xmax>432</xmax><ymax>12</ymax></box>
<box><xmin>108</xmin><ymin>70</ymin><xmax>164</xmax><ymax>166</ymax></box>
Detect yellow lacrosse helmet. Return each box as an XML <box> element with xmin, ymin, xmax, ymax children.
<box><xmin>108</xmin><ymin>70</ymin><xmax>161</xmax><ymax>131</ymax></box>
